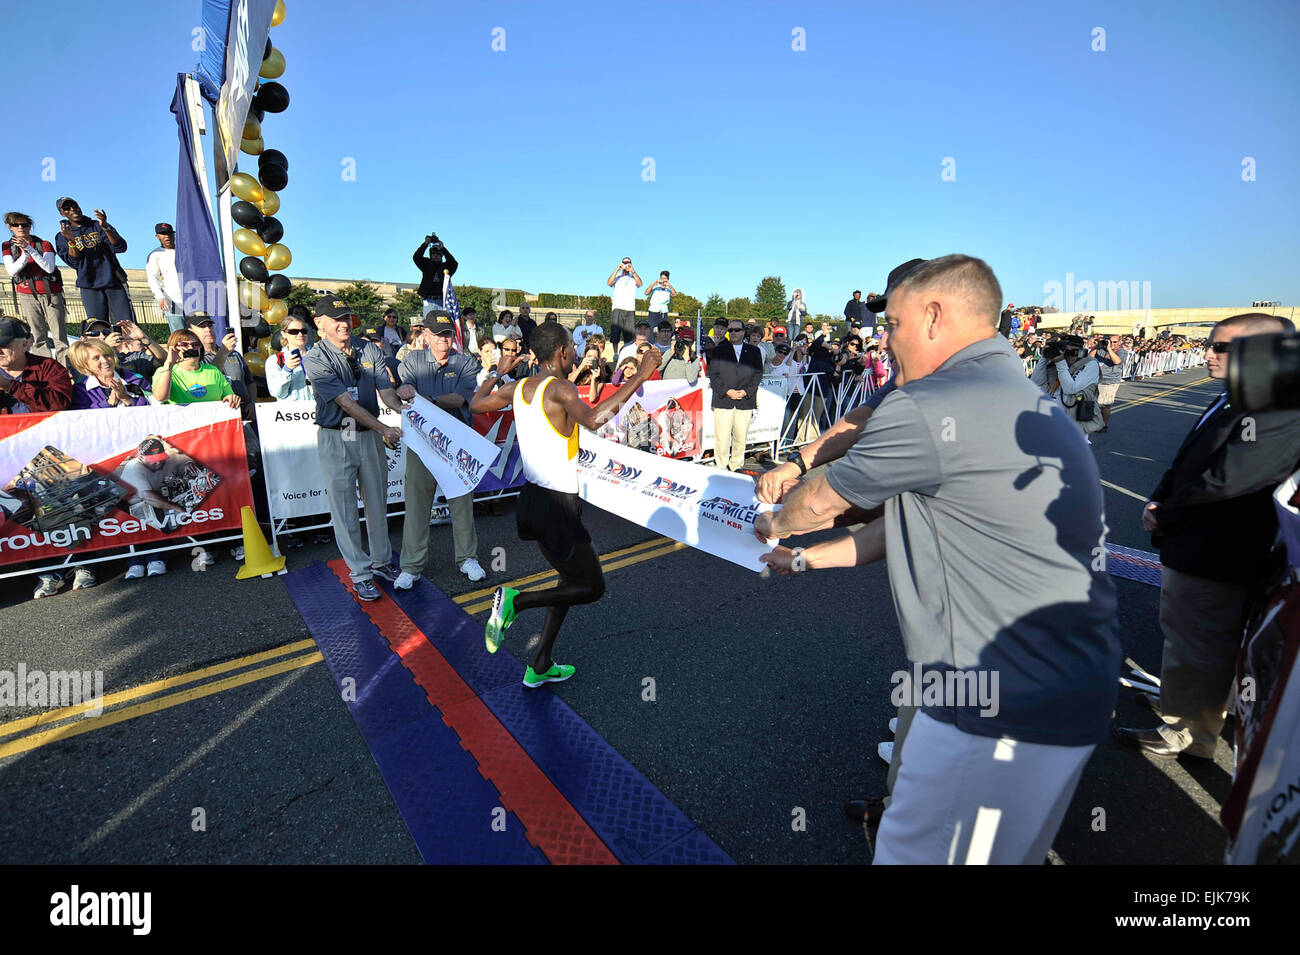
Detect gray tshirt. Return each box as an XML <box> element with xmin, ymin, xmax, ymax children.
<box><xmin>1099</xmin><ymin>347</ymin><xmax>1128</xmax><ymax>383</ymax></box>
<box><xmin>304</xmin><ymin>337</ymin><xmax>388</xmax><ymax>429</ymax></box>
<box><xmin>825</xmin><ymin>335</ymin><xmax>1119</xmax><ymax>746</ymax></box>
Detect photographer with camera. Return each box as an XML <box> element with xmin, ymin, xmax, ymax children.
<box><xmin>1093</xmin><ymin>335</ymin><xmax>1128</xmax><ymax>432</ymax></box>
<box><xmin>412</xmin><ymin>232</ymin><xmax>459</xmax><ymax>313</ymax></box>
<box><xmin>1030</xmin><ymin>334</ymin><xmax>1104</xmax><ymax>437</ymax></box>
<box><xmin>1114</xmin><ymin>313</ymin><xmax>1300</xmax><ymax>760</ymax></box>
<box><xmin>568</xmin><ymin>340</ymin><xmax>611</xmax><ymax>402</ymax></box>
<box><xmin>658</xmin><ymin>327</ymin><xmax>701</xmax><ymax>384</ymax></box>
<box><xmin>606</xmin><ymin>256</ymin><xmax>643</xmax><ymax>351</ymax></box>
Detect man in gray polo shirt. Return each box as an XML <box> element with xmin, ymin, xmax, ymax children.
<box><xmin>394</xmin><ymin>309</ymin><xmax>486</xmax><ymax>589</ymax></box>
<box><xmin>755</xmin><ymin>255</ymin><xmax>1120</xmax><ymax>864</ymax></box>
<box><xmin>304</xmin><ymin>295</ymin><xmax>407</xmax><ymax>602</ymax></box>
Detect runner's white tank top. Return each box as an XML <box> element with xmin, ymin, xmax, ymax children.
<box><xmin>514</xmin><ymin>376</ymin><xmax>579</xmax><ymax>493</ymax></box>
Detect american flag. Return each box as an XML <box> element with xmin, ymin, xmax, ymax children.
<box><xmin>443</xmin><ymin>272</ymin><xmax>464</xmax><ymax>352</ymax></box>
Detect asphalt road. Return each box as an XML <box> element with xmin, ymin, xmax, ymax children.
<box><xmin>0</xmin><ymin>367</ymin><xmax>1233</xmax><ymax>865</ymax></box>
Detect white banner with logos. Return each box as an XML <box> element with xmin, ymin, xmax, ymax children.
<box><xmin>399</xmin><ymin>396</ymin><xmax>503</xmax><ymax>500</ymax></box>
<box><xmin>255</xmin><ymin>402</ymin><xmax>406</xmax><ymax>520</ymax></box>
<box><xmin>576</xmin><ymin>430</ymin><xmax>776</xmax><ymax>573</ymax></box>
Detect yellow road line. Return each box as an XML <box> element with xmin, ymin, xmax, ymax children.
<box><xmin>454</xmin><ymin>535</ymin><xmax>671</xmax><ymax>605</ymax></box>
<box><xmin>0</xmin><ymin>536</ymin><xmax>688</xmax><ymax>754</ymax></box>
<box><xmin>0</xmin><ymin>652</ymin><xmax>323</xmax><ymax>759</ymax></box>
<box><xmin>0</xmin><ymin>639</ymin><xmax>318</xmax><ymax>740</ymax></box>
<box><xmin>462</xmin><ymin>541</ymin><xmax>688</xmax><ymax>615</ymax></box>
<box><xmin>1111</xmin><ymin>375</ymin><xmax>1212</xmax><ymax>413</ymax></box>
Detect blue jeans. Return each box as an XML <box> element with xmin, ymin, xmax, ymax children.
<box><xmin>164</xmin><ymin>309</ymin><xmax>186</xmax><ymax>333</ymax></box>
<box><xmin>79</xmin><ymin>285</ymin><xmax>133</xmax><ymax>325</ymax></box>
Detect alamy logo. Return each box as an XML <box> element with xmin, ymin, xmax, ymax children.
<box><xmin>0</xmin><ymin>664</ymin><xmax>103</xmax><ymax>717</ymax></box>
<box><xmin>50</xmin><ymin>885</ymin><xmax>151</xmax><ymax>935</ymax></box>
<box><xmin>649</xmin><ymin>477</ymin><xmax>696</xmax><ymax>498</ymax></box>
<box><xmin>603</xmin><ymin>459</ymin><xmax>643</xmax><ymax>481</ymax></box>
<box><xmin>890</xmin><ymin>663</ymin><xmax>1000</xmax><ymax>717</ymax></box>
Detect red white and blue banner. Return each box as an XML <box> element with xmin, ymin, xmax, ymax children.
<box><xmin>576</xmin><ymin>431</ymin><xmax>776</xmax><ymax>573</ymax></box>
<box><xmin>400</xmin><ymin>396</ymin><xmax>502</xmax><ymax>499</ymax></box>
<box><xmin>0</xmin><ymin>405</ymin><xmax>251</xmax><ymax>566</ymax></box>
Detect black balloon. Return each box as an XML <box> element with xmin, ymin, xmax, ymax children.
<box><xmin>254</xmin><ymin>82</ymin><xmax>289</xmax><ymax>113</ymax></box>
<box><xmin>231</xmin><ymin>200</ymin><xmax>264</xmax><ymax>229</ymax></box>
<box><xmin>258</xmin><ymin>149</ymin><xmax>288</xmax><ymax>171</ymax></box>
<box><xmin>264</xmin><ymin>37</ymin><xmax>273</xmax><ymax>61</ymax></box>
<box><xmin>239</xmin><ymin>255</ymin><xmax>269</xmax><ymax>283</ymax></box>
<box><xmin>259</xmin><ymin>164</ymin><xmax>288</xmax><ymax>192</ymax></box>
<box><xmin>266</xmin><ymin>274</ymin><xmax>292</xmax><ymax>299</ymax></box>
<box><xmin>259</xmin><ymin>216</ymin><xmax>284</xmax><ymax>244</ymax></box>
<box><xmin>250</xmin><ymin>105</ymin><xmax>265</xmax><ymax>124</ymax></box>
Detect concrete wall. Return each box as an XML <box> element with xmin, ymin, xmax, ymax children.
<box><xmin>1033</xmin><ymin>305</ymin><xmax>1296</xmax><ymax>336</ymax></box>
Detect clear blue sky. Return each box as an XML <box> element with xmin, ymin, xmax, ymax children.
<box><xmin>3</xmin><ymin>0</ymin><xmax>1297</xmax><ymax>317</ymax></box>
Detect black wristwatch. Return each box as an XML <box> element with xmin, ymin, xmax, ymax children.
<box><xmin>790</xmin><ymin>451</ymin><xmax>808</xmax><ymax>475</ymax></box>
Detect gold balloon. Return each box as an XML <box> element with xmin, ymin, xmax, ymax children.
<box><xmin>256</xmin><ymin>190</ymin><xmax>280</xmax><ymax>215</ymax></box>
<box><xmin>271</xmin><ymin>0</ymin><xmax>286</xmax><ymax>27</ymax></box>
<box><xmin>263</xmin><ymin>299</ymin><xmax>288</xmax><ymax>324</ymax></box>
<box><xmin>229</xmin><ymin>172</ymin><xmax>264</xmax><ymax>203</ymax></box>
<box><xmin>263</xmin><ymin>243</ymin><xmax>292</xmax><ymax>271</ymax></box>
<box><xmin>239</xmin><ymin>280</ymin><xmax>268</xmax><ymax>311</ymax></box>
<box><xmin>260</xmin><ymin>48</ymin><xmax>285</xmax><ymax>79</ymax></box>
<box><xmin>245</xmin><ymin>353</ymin><xmax>266</xmax><ymax>377</ymax></box>
<box><xmin>258</xmin><ymin>338</ymin><xmax>276</xmax><ymax>357</ymax></box>
<box><xmin>242</xmin><ymin>117</ymin><xmax>261</xmax><ymax>140</ymax></box>
<box><xmin>240</xmin><ymin>136</ymin><xmax>264</xmax><ymax>156</ymax></box>
<box><xmin>233</xmin><ymin>229</ymin><xmax>267</xmax><ymax>256</ymax></box>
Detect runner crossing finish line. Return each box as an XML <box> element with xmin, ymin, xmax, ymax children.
<box><xmin>469</xmin><ymin>323</ymin><xmax>662</xmax><ymax>687</ymax></box>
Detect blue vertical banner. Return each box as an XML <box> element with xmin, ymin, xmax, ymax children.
<box><xmin>209</xmin><ymin>0</ymin><xmax>277</xmax><ymax>186</ymax></box>
<box><xmin>171</xmin><ymin>74</ymin><xmax>228</xmax><ymax>332</ymax></box>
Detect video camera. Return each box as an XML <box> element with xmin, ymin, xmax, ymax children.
<box><xmin>1229</xmin><ymin>332</ymin><xmax>1300</xmax><ymax>412</ymax></box>
<box><xmin>425</xmin><ymin>232</ymin><xmax>443</xmax><ymax>254</ymax></box>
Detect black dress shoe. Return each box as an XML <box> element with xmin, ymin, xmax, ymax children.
<box><xmin>1111</xmin><ymin>725</ymin><xmax>1209</xmax><ymax>759</ymax></box>
<box><xmin>844</xmin><ymin>797</ymin><xmax>887</xmax><ymax>825</ymax></box>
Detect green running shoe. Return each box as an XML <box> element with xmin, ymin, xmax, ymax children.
<box><xmin>523</xmin><ymin>662</ymin><xmax>576</xmax><ymax>688</ymax></box>
<box><xmin>485</xmin><ymin>586</ymin><xmax>519</xmax><ymax>653</ymax></box>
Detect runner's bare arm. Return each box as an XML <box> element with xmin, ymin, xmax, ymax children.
<box><xmin>550</xmin><ymin>347</ymin><xmax>659</xmax><ymax>432</ymax></box>
<box><xmin>470</xmin><ymin>376</ymin><xmax>518</xmax><ymax>414</ymax></box>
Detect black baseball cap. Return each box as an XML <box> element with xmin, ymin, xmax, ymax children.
<box><xmin>866</xmin><ymin>258</ymin><xmax>929</xmax><ymax>313</ymax></box>
<box><xmin>0</xmin><ymin>318</ymin><xmax>31</xmax><ymax>347</ymax></box>
<box><xmin>314</xmin><ymin>295</ymin><xmax>356</xmax><ymax>319</ymax></box>
<box><xmin>186</xmin><ymin>314</ymin><xmax>215</xmax><ymax>328</ymax></box>
<box><xmin>155</xmin><ymin>222</ymin><xmax>174</xmax><ymax>235</ymax></box>
<box><xmin>775</xmin><ymin>342</ymin><xmax>791</xmax><ymax>354</ymax></box>
<box><xmin>82</xmin><ymin>318</ymin><xmax>112</xmax><ymax>333</ymax></box>
<box><xmin>359</xmin><ymin>326</ymin><xmax>383</xmax><ymax>341</ymax></box>
<box><xmin>425</xmin><ymin>311</ymin><xmax>457</xmax><ymax>335</ymax></box>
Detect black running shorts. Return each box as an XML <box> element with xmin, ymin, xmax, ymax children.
<box><xmin>516</xmin><ymin>482</ymin><xmax>591</xmax><ymax>562</ymax></box>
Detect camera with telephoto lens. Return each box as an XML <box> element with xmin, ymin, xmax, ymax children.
<box><xmin>1041</xmin><ymin>340</ymin><xmax>1064</xmax><ymax>363</ymax></box>
<box><xmin>673</xmin><ymin>338</ymin><xmax>689</xmax><ymax>358</ymax></box>
<box><xmin>1229</xmin><ymin>332</ymin><xmax>1300</xmax><ymax>412</ymax></box>
<box><xmin>427</xmin><ymin>232</ymin><xmax>443</xmax><ymax>254</ymax></box>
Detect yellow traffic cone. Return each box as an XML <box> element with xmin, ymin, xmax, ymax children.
<box><xmin>235</xmin><ymin>505</ymin><xmax>287</xmax><ymax>579</ymax></box>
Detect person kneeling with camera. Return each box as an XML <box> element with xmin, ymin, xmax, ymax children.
<box><xmin>1030</xmin><ymin>334</ymin><xmax>1104</xmax><ymax>437</ymax></box>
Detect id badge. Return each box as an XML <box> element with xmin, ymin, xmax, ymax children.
<box><xmin>347</xmin><ymin>386</ymin><xmax>359</xmax><ymax>401</ymax></box>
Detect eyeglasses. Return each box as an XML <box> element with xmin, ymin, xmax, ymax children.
<box><xmin>82</xmin><ymin>329</ymin><xmax>107</xmax><ymax>337</ymax></box>
<box><xmin>284</xmin><ymin>328</ymin><xmax>308</xmax><ymax>336</ymax></box>
<box><xmin>727</xmin><ymin>327</ymin><xmax>743</xmax><ymax>333</ymax></box>
<box><xmin>1209</xmin><ymin>341</ymin><xmax>1232</xmax><ymax>353</ymax></box>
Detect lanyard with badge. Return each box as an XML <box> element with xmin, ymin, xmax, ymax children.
<box><xmin>345</xmin><ymin>348</ymin><xmax>362</xmax><ymax>402</ymax></box>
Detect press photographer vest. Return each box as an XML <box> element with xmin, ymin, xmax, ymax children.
<box><xmin>1057</xmin><ymin>355</ymin><xmax>1104</xmax><ymax>433</ymax></box>
<box><xmin>3</xmin><ymin>238</ymin><xmax>63</xmax><ymax>295</ymax></box>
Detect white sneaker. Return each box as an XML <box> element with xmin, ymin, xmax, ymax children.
<box><xmin>394</xmin><ymin>571</ymin><xmax>417</xmax><ymax>591</ymax></box>
<box><xmin>888</xmin><ymin>717</ymin><xmax>898</xmax><ymax>736</ymax></box>
<box><xmin>71</xmin><ymin>567</ymin><xmax>96</xmax><ymax>591</ymax></box>
<box><xmin>197</xmin><ymin>550</ymin><xmax>216</xmax><ymax>568</ymax></box>
<box><xmin>147</xmin><ymin>560</ymin><xmax>167</xmax><ymax>577</ymax></box>
<box><xmin>125</xmin><ymin>563</ymin><xmax>145</xmax><ymax>580</ymax></box>
<box><xmin>460</xmin><ymin>558</ymin><xmax>486</xmax><ymax>582</ymax></box>
<box><xmin>231</xmin><ymin>545</ymin><xmax>245</xmax><ymax>561</ymax></box>
<box><xmin>877</xmin><ymin>741</ymin><xmax>894</xmax><ymax>765</ymax></box>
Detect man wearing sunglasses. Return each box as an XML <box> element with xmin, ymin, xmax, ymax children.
<box><xmin>707</xmin><ymin>319</ymin><xmax>763</xmax><ymax>471</ymax></box>
<box><xmin>1114</xmin><ymin>312</ymin><xmax>1300</xmax><ymax>760</ymax></box>
<box><xmin>3</xmin><ymin>212</ymin><xmax>68</xmax><ymax>364</ymax></box>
